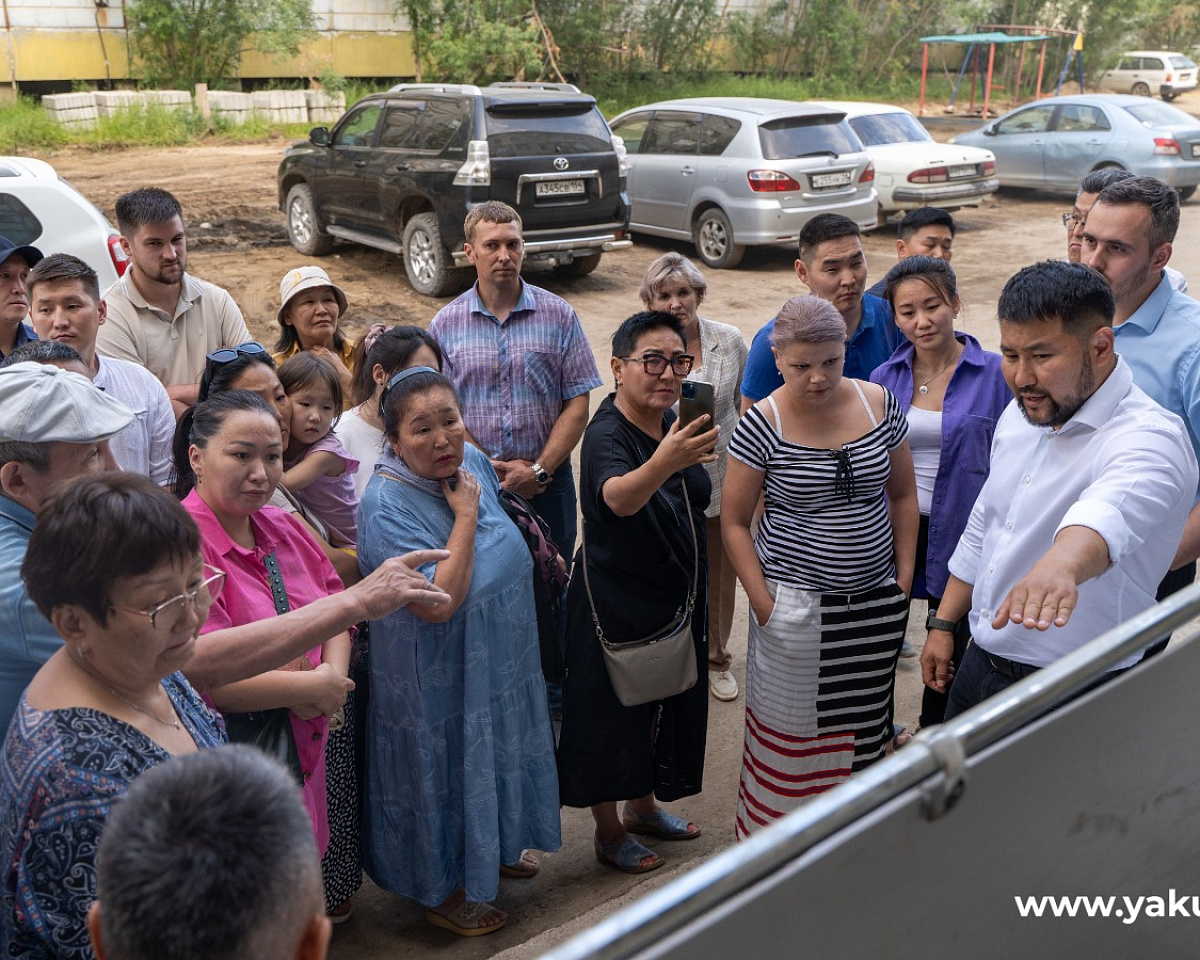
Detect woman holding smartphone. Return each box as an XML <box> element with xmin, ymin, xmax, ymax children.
<box><xmin>639</xmin><ymin>253</ymin><xmax>748</xmax><ymax>702</ymax></box>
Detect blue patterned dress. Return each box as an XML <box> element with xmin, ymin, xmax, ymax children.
<box><xmin>0</xmin><ymin>673</ymin><xmax>225</xmax><ymax>959</ymax></box>
<box><xmin>357</xmin><ymin>444</ymin><xmax>561</xmax><ymax>907</ymax></box>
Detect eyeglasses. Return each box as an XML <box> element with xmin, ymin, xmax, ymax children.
<box><xmin>203</xmin><ymin>340</ymin><xmax>268</xmax><ymax>380</ymax></box>
<box><xmin>619</xmin><ymin>354</ymin><xmax>695</xmax><ymax>376</ymax></box>
<box><xmin>1062</xmin><ymin>212</ymin><xmax>1084</xmax><ymax>228</ymax></box>
<box><xmin>109</xmin><ymin>564</ymin><xmax>226</xmax><ymax>631</ymax></box>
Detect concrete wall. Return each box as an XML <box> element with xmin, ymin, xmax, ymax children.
<box><xmin>0</xmin><ymin>0</ymin><xmax>415</xmax><ymax>84</ymax></box>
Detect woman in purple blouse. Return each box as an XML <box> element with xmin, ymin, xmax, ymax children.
<box><xmin>870</xmin><ymin>256</ymin><xmax>1011</xmax><ymax>730</ymax></box>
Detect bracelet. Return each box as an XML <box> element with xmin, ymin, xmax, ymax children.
<box><xmin>925</xmin><ymin>611</ymin><xmax>960</xmax><ymax>633</ymax></box>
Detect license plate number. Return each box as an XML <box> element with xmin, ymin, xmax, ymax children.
<box><xmin>811</xmin><ymin>171</ymin><xmax>852</xmax><ymax>189</ymax></box>
<box><xmin>536</xmin><ymin>179</ymin><xmax>585</xmax><ymax>197</ymax></box>
<box><xmin>949</xmin><ymin>164</ymin><xmax>977</xmax><ymax>179</ymax></box>
<box><xmin>1191</xmin><ymin>142</ymin><xmax>1200</xmax><ymax>158</ymax></box>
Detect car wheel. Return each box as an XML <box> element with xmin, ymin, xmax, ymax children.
<box><xmin>402</xmin><ymin>213</ymin><xmax>462</xmax><ymax>297</ymax></box>
<box><xmin>553</xmin><ymin>253</ymin><xmax>602</xmax><ymax>278</ymax></box>
<box><xmin>1132</xmin><ymin>82</ymin><xmax>1151</xmax><ymax>97</ymax></box>
<box><xmin>286</xmin><ymin>184</ymin><xmax>333</xmax><ymax>257</ymax></box>
<box><xmin>693</xmin><ymin>208</ymin><xmax>745</xmax><ymax>269</ymax></box>
<box><xmin>1179</xmin><ymin>186</ymin><xmax>1196</xmax><ymax>201</ymax></box>
<box><xmin>1163</xmin><ymin>92</ymin><xmax>1177</xmax><ymax>101</ymax></box>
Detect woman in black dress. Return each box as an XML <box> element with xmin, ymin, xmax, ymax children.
<box><xmin>558</xmin><ymin>310</ymin><xmax>718</xmax><ymax>874</ymax></box>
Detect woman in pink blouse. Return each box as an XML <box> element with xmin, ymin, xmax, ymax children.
<box><xmin>177</xmin><ymin>391</ymin><xmax>353</xmax><ymax>878</ymax></box>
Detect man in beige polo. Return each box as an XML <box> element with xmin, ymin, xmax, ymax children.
<box><xmin>96</xmin><ymin>187</ymin><xmax>251</xmax><ymax>418</ymax></box>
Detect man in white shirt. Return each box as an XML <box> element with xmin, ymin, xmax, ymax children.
<box><xmin>28</xmin><ymin>254</ymin><xmax>174</xmax><ymax>485</ymax></box>
<box><xmin>920</xmin><ymin>260</ymin><xmax>1197</xmax><ymax>717</ymax></box>
<box><xmin>95</xmin><ymin>188</ymin><xmax>251</xmax><ymax>418</ymax></box>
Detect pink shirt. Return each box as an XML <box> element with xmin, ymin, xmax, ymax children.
<box><xmin>184</xmin><ymin>490</ymin><xmax>345</xmax><ymax>853</ymax></box>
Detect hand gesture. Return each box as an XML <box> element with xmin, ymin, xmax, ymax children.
<box><xmin>351</xmin><ymin>549</ymin><xmax>452</xmax><ymax>620</ymax></box>
<box><xmin>920</xmin><ymin>631</ymin><xmax>956</xmax><ymax>692</ymax></box>
<box><xmin>300</xmin><ymin>661</ymin><xmax>355</xmax><ymax>717</ymax></box>
<box><xmin>442</xmin><ymin>468</ymin><xmax>480</xmax><ymax>519</ymax></box>
<box><xmin>498</xmin><ymin>459</ymin><xmax>542</xmax><ymax>498</ymax></box>
<box><xmin>993</xmin><ymin>560</ymin><xmax>1078</xmax><ymax>631</ymax></box>
<box><xmin>655</xmin><ymin>415</ymin><xmax>720</xmax><ymax>474</ymax></box>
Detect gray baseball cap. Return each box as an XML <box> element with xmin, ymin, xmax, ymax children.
<box><xmin>0</xmin><ymin>362</ymin><xmax>134</xmax><ymax>443</ymax></box>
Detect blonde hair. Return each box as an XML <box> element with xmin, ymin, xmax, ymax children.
<box><xmin>638</xmin><ymin>252</ymin><xmax>708</xmax><ymax>307</ymax></box>
<box><xmin>770</xmin><ymin>295</ymin><xmax>846</xmax><ymax>348</ymax></box>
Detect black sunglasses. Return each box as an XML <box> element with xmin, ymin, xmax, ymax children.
<box><xmin>200</xmin><ymin>342</ymin><xmax>270</xmax><ymax>400</ymax></box>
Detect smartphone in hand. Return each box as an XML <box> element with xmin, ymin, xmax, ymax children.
<box><xmin>679</xmin><ymin>380</ymin><xmax>715</xmax><ymax>434</ymax></box>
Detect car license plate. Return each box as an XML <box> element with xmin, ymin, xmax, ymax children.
<box><xmin>536</xmin><ymin>179</ymin><xmax>585</xmax><ymax>197</ymax></box>
<box><xmin>811</xmin><ymin>171</ymin><xmax>852</xmax><ymax>189</ymax></box>
<box><xmin>949</xmin><ymin>164</ymin><xmax>977</xmax><ymax>179</ymax></box>
<box><xmin>1192</xmin><ymin>142</ymin><xmax>1200</xmax><ymax>159</ymax></box>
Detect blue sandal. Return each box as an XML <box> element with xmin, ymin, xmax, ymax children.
<box><xmin>622</xmin><ymin>805</ymin><xmax>702</xmax><ymax>841</ymax></box>
<box><xmin>594</xmin><ymin>833</ymin><xmax>665</xmax><ymax>874</ymax></box>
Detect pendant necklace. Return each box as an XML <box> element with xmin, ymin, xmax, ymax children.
<box><xmin>917</xmin><ymin>345</ymin><xmax>962</xmax><ymax>396</ymax></box>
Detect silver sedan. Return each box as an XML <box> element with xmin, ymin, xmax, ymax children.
<box><xmin>952</xmin><ymin>94</ymin><xmax>1200</xmax><ymax>199</ymax></box>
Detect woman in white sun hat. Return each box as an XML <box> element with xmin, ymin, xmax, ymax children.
<box><xmin>273</xmin><ymin>266</ymin><xmax>356</xmax><ymax>404</ymax></box>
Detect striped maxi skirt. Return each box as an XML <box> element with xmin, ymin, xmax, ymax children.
<box><xmin>735</xmin><ymin>577</ymin><xmax>909</xmax><ymax>841</ymax></box>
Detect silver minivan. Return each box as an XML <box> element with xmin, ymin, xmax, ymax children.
<box><xmin>609</xmin><ymin>98</ymin><xmax>877</xmax><ymax>268</ymax></box>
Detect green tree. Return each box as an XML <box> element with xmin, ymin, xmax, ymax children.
<box><xmin>125</xmin><ymin>0</ymin><xmax>316</xmax><ymax>88</ymax></box>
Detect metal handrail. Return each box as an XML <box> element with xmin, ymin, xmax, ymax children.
<box><xmin>542</xmin><ymin>581</ymin><xmax>1200</xmax><ymax>960</ymax></box>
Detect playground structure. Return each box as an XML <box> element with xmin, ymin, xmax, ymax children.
<box><xmin>917</xmin><ymin>25</ymin><xmax>1084</xmax><ymax>118</ymax></box>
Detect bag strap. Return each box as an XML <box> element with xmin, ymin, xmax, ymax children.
<box><xmin>262</xmin><ymin>551</ymin><xmax>292</xmax><ymax>616</ymax></box>
<box><xmin>581</xmin><ymin>477</ymin><xmax>698</xmax><ymax>646</ymax></box>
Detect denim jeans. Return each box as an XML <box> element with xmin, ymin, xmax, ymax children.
<box><xmin>530</xmin><ymin>460</ymin><xmax>578</xmax><ymax>562</ymax></box>
<box><xmin>943</xmin><ymin>642</ymin><xmax>1024</xmax><ymax>721</ymax></box>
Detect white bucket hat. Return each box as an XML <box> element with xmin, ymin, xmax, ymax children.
<box><xmin>0</xmin><ymin>362</ymin><xmax>134</xmax><ymax>443</ymax></box>
<box><xmin>277</xmin><ymin>266</ymin><xmax>349</xmax><ymax>326</ymax></box>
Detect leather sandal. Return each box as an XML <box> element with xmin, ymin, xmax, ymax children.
<box><xmin>622</xmin><ymin>804</ymin><xmax>701</xmax><ymax>841</ymax></box>
<box><xmin>594</xmin><ymin>833</ymin><xmax>664</xmax><ymax>874</ymax></box>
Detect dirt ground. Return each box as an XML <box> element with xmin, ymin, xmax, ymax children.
<box><xmin>41</xmin><ymin>113</ymin><xmax>1200</xmax><ymax>958</ymax></box>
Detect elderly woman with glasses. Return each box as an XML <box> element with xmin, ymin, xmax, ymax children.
<box><xmin>356</xmin><ymin>366</ymin><xmax>560</xmax><ymax>938</ymax></box>
<box><xmin>557</xmin><ymin>310</ymin><xmax>717</xmax><ymax>875</ymax></box>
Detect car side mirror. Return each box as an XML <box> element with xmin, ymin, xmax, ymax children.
<box><xmin>982</xmin><ymin>124</ymin><xmax>996</xmax><ymax>137</ymax></box>
<box><xmin>309</xmin><ymin>126</ymin><xmax>331</xmax><ymax>147</ymax></box>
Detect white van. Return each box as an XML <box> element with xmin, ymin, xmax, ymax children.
<box><xmin>1099</xmin><ymin>50</ymin><xmax>1197</xmax><ymax>101</ymax></box>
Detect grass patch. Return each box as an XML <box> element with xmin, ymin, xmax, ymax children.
<box><xmin>0</xmin><ymin>97</ymin><xmax>71</xmax><ymax>153</ymax></box>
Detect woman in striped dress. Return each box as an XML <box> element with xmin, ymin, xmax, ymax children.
<box><xmin>722</xmin><ymin>295</ymin><xmax>918</xmax><ymax>839</ymax></box>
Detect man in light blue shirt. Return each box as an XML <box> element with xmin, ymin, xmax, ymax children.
<box><xmin>0</xmin><ymin>362</ymin><xmax>134</xmax><ymax>731</ymax></box>
<box><xmin>1082</xmin><ymin>176</ymin><xmax>1200</xmax><ymax>598</ymax></box>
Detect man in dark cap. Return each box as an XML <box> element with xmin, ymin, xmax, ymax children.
<box><xmin>0</xmin><ymin>235</ymin><xmax>43</xmax><ymax>361</ymax></box>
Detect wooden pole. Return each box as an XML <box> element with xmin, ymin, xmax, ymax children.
<box><xmin>982</xmin><ymin>42</ymin><xmax>996</xmax><ymax>119</ymax></box>
<box><xmin>1035</xmin><ymin>39</ymin><xmax>1047</xmax><ymax>98</ymax></box>
<box><xmin>919</xmin><ymin>43</ymin><xmax>929</xmax><ymax>116</ymax></box>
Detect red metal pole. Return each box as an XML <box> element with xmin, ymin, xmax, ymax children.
<box><xmin>919</xmin><ymin>43</ymin><xmax>929</xmax><ymax>116</ymax></box>
<box><xmin>982</xmin><ymin>42</ymin><xmax>996</xmax><ymax>118</ymax></box>
<box><xmin>969</xmin><ymin>44</ymin><xmax>979</xmax><ymax>113</ymax></box>
<box><xmin>1035</xmin><ymin>39</ymin><xmax>1047</xmax><ymax>98</ymax></box>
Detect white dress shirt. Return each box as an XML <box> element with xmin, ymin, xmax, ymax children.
<box><xmin>949</xmin><ymin>357</ymin><xmax>1197</xmax><ymax>669</ymax></box>
<box><xmin>93</xmin><ymin>355</ymin><xmax>175</xmax><ymax>485</ymax></box>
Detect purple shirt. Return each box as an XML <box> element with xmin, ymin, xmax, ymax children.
<box><xmin>871</xmin><ymin>332</ymin><xmax>1011</xmax><ymax>598</ymax></box>
<box><xmin>284</xmin><ymin>432</ymin><xmax>360</xmax><ymax>548</ymax></box>
<box><xmin>184</xmin><ymin>491</ymin><xmax>344</xmax><ymax>853</ymax></box>
<box><xmin>429</xmin><ymin>280</ymin><xmax>602</xmax><ymax>461</ymax></box>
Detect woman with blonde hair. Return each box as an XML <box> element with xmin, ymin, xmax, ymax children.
<box><xmin>722</xmin><ymin>294</ymin><xmax>918</xmax><ymax>838</ymax></box>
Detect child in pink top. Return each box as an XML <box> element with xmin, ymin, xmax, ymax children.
<box><xmin>278</xmin><ymin>352</ymin><xmax>360</xmax><ymax>549</ymax></box>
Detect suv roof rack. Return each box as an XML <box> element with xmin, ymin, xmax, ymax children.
<box><xmin>388</xmin><ymin>82</ymin><xmax>484</xmax><ymax>96</ymax></box>
<box><xmin>488</xmin><ymin>81</ymin><xmax>582</xmax><ymax>94</ymax></box>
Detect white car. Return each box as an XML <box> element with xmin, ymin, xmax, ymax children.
<box><xmin>816</xmin><ymin>101</ymin><xmax>998</xmax><ymax>221</ymax></box>
<box><xmin>0</xmin><ymin>157</ymin><xmax>128</xmax><ymax>288</ymax></box>
<box><xmin>1099</xmin><ymin>51</ymin><xmax>1197</xmax><ymax>101</ymax></box>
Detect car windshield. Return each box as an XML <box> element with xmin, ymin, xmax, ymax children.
<box><xmin>848</xmin><ymin>112</ymin><xmax>932</xmax><ymax>147</ymax></box>
<box><xmin>1123</xmin><ymin>101</ymin><xmax>1200</xmax><ymax>128</ymax></box>
<box><xmin>484</xmin><ymin>106</ymin><xmax>613</xmax><ymax>157</ymax></box>
<box><xmin>1170</xmin><ymin>56</ymin><xmax>1197</xmax><ymax>69</ymax></box>
<box><xmin>758</xmin><ymin>115</ymin><xmax>859</xmax><ymax>160</ymax></box>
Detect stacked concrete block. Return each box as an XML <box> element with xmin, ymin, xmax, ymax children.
<box><xmin>142</xmin><ymin>90</ymin><xmax>191</xmax><ymax>109</ymax></box>
<box><xmin>251</xmin><ymin>90</ymin><xmax>308</xmax><ymax>124</ymax></box>
<box><xmin>94</xmin><ymin>91</ymin><xmax>146</xmax><ymax>118</ymax></box>
<box><xmin>305</xmin><ymin>90</ymin><xmax>346</xmax><ymax>124</ymax></box>
<box><xmin>209</xmin><ymin>91</ymin><xmax>254</xmax><ymax>125</ymax></box>
<box><xmin>43</xmin><ymin>93</ymin><xmax>98</xmax><ymax>129</ymax></box>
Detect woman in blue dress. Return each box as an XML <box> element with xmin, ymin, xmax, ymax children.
<box><xmin>356</xmin><ymin>367</ymin><xmax>560</xmax><ymax>938</ymax></box>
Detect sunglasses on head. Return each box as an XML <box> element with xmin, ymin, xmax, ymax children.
<box><xmin>200</xmin><ymin>342</ymin><xmax>270</xmax><ymax>400</ymax></box>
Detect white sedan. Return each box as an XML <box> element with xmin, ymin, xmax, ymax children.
<box><xmin>816</xmin><ymin>101</ymin><xmax>998</xmax><ymax>222</ymax></box>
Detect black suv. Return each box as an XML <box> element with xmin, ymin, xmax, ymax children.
<box><xmin>277</xmin><ymin>82</ymin><xmax>632</xmax><ymax>296</ymax></box>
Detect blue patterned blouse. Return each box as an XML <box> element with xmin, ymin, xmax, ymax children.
<box><xmin>0</xmin><ymin>672</ymin><xmax>225</xmax><ymax>959</ymax></box>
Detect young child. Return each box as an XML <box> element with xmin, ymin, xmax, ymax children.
<box><xmin>277</xmin><ymin>352</ymin><xmax>360</xmax><ymax>549</ymax></box>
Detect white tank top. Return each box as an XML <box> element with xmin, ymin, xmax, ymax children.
<box><xmin>906</xmin><ymin>405</ymin><xmax>942</xmax><ymax>516</ymax></box>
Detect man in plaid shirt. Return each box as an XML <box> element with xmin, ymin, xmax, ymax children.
<box><xmin>429</xmin><ymin>201</ymin><xmax>601</xmax><ymax>561</ymax></box>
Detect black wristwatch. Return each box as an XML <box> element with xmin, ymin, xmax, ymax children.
<box><xmin>926</xmin><ymin>610</ymin><xmax>960</xmax><ymax>633</ymax></box>
<box><xmin>531</xmin><ymin>462</ymin><xmax>551</xmax><ymax>486</ymax></box>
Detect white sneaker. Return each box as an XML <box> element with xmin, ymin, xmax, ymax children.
<box><xmin>900</xmin><ymin>641</ymin><xmax>918</xmax><ymax>658</ymax></box>
<box><xmin>709</xmin><ymin>670</ymin><xmax>739</xmax><ymax>701</ymax></box>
